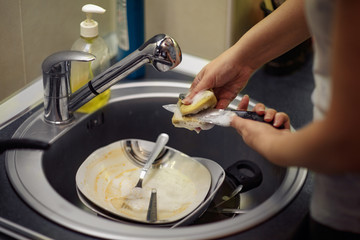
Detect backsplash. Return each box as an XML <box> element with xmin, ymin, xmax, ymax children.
<box><xmin>0</xmin><ymin>0</ymin><xmax>262</xmax><ymax>102</ymax></box>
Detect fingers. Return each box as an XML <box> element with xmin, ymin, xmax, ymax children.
<box><xmin>236</xmin><ymin>97</ymin><xmax>291</xmax><ymax>129</ymax></box>
<box><xmin>215</xmin><ymin>98</ymin><xmax>232</xmax><ymax>109</ymax></box>
<box><xmin>230</xmin><ymin>115</ymin><xmax>291</xmax><ymax>158</ymax></box>
<box><xmin>189</xmin><ymin>70</ymin><xmax>203</xmax><ymax>91</ymax></box>
<box><xmin>263</xmin><ymin>108</ymin><xmax>277</xmax><ymax>122</ymax></box>
<box><xmin>253</xmin><ymin>103</ymin><xmax>266</xmax><ymax>115</ymax></box>
<box><xmin>262</xmin><ymin>108</ymin><xmax>290</xmax><ymax>129</ymax></box>
<box><xmin>237</xmin><ymin>95</ymin><xmax>250</xmax><ymax>110</ymax></box>
<box><xmin>273</xmin><ymin>112</ymin><xmax>291</xmax><ymax>129</ymax></box>
<box><xmin>237</xmin><ymin>99</ymin><xmax>266</xmax><ymax>114</ymax></box>
<box><xmin>183</xmin><ymin>70</ymin><xmax>209</xmax><ymax>104</ymax></box>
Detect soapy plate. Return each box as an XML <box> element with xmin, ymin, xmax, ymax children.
<box><xmin>76</xmin><ymin>138</ymin><xmax>212</xmax><ymax>224</ymax></box>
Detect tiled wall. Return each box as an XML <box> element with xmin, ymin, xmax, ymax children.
<box><xmin>0</xmin><ymin>0</ymin><xmax>262</xmax><ymax>102</ymax></box>
<box><xmin>146</xmin><ymin>0</ymin><xmax>263</xmax><ymax>60</ymax></box>
<box><xmin>0</xmin><ymin>0</ymin><xmax>115</xmax><ymax>103</ymax></box>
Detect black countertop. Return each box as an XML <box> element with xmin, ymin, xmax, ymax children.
<box><xmin>0</xmin><ymin>56</ymin><xmax>315</xmax><ymax>240</ymax></box>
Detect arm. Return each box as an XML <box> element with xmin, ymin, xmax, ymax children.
<box><xmin>231</xmin><ymin>0</ymin><xmax>360</xmax><ymax>174</ymax></box>
<box><xmin>184</xmin><ymin>0</ymin><xmax>311</xmax><ymax>108</ymax></box>
<box><xmin>234</xmin><ymin>0</ymin><xmax>310</xmax><ymax>71</ymax></box>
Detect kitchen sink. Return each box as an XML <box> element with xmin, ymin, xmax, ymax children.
<box><xmin>5</xmin><ymin>80</ymin><xmax>307</xmax><ymax>239</ymax></box>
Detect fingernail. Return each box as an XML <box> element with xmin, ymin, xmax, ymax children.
<box><xmin>182</xmin><ymin>97</ymin><xmax>191</xmax><ymax>104</ymax></box>
<box><xmin>264</xmin><ymin>117</ymin><xmax>272</xmax><ymax>122</ymax></box>
<box><xmin>273</xmin><ymin>118</ymin><xmax>280</xmax><ymax>126</ymax></box>
<box><xmin>257</xmin><ymin>105</ymin><xmax>265</xmax><ymax>112</ymax></box>
<box><xmin>264</xmin><ymin>114</ymin><xmax>272</xmax><ymax>121</ymax></box>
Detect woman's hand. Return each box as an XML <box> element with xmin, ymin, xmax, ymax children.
<box><xmin>182</xmin><ymin>48</ymin><xmax>255</xmax><ymax>109</ymax></box>
<box><xmin>237</xmin><ymin>95</ymin><xmax>291</xmax><ymax>129</ymax></box>
<box><xmin>231</xmin><ymin>95</ymin><xmax>291</xmax><ymax>155</ymax></box>
<box><xmin>182</xmin><ymin>0</ymin><xmax>310</xmax><ymax>110</ymax></box>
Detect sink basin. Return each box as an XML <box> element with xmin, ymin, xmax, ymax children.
<box><xmin>5</xmin><ymin>80</ymin><xmax>307</xmax><ymax>239</ymax></box>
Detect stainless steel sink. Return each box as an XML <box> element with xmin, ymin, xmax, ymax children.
<box><xmin>5</xmin><ymin>80</ymin><xmax>307</xmax><ymax>240</ymax></box>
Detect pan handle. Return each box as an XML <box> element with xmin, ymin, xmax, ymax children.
<box><xmin>0</xmin><ymin>139</ymin><xmax>50</xmax><ymax>154</ymax></box>
<box><xmin>225</xmin><ymin>160</ymin><xmax>263</xmax><ymax>193</ymax></box>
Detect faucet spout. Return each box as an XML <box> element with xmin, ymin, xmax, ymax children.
<box><xmin>42</xmin><ymin>34</ymin><xmax>182</xmax><ymax>125</ymax></box>
<box><xmin>69</xmin><ymin>34</ymin><xmax>182</xmax><ymax>112</ymax></box>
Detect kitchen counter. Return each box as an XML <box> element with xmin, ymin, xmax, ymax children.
<box><xmin>0</xmin><ymin>54</ymin><xmax>314</xmax><ymax>240</ymax></box>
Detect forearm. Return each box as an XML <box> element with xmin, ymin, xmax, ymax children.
<box><xmin>185</xmin><ymin>0</ymin><xmax>311</xmax><ymax>108</ymax></box>
<box><xmin>234</xmin><ymin>0</ymin><xmax>360</xmax><ymax>174</ymax></box>
<box><xmin>232</xmin><ymin>0</ymin><xmax>311</xmax><ymax>70</ymax></box>
<box><xmin>266</xmin><ymin>121</ymin><xmax>360</xmax><ymax>173</ymax></box>
<box><xmin>237</xmin><ymin>118</ymin><xmax>360</xmax><ymax>174</ymax></box>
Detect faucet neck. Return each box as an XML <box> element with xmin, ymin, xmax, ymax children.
<box><xmin>68</xmin><ymin>50</ymin><xmax>150</xmax><ymax>113</ymax></box>
<box><xmin>42</xmin><ymin>51</ymin><xmax>95</xmax><ymax>124</ymax></box>
<box><xmin>42</xmin><ymin>34</ymin><xmax>182</xmax><ymax>125</ymax></box>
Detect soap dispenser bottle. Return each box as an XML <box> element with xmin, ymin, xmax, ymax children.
<box><xmin>71</xmin><ymin>4</ymin><xmax>110</xmax><ymax>113</ymax></box>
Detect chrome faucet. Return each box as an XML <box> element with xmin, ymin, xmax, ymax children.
<box><xmin>42</xmin><ymin>34</ymin><xmax>182</xmax><ymax>124</ymax></box>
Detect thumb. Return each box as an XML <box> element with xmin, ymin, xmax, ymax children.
<box><xmin>230</xmin><ymin>115</ymin><xmax>263</xmax><ymax>137</ymax></box>
<box><xmin>230</xmin><ymin>115</ymin><xmax>247</xmax><ymax>136</ymax></box>
<box><xmin>183</xmin><ymin>71</ymin><xmax>210</xmax><ymax>104</ymax></box>
<box><xmin>230</xmin><ymin>116</ymin><xmax>263</xmax><ymax>150</ymax></box>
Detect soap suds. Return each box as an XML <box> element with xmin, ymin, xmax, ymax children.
<box><xmin>196</xmin><ymin>109</ymin><xmax>236</xmax><ymax>127</ymax></box>
<box><xmin>172</xmin><ymin>104</ymin><xmax>214</xmax><ymax>133</ymax></box>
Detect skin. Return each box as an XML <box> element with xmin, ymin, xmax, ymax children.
<box><xmin>184</xmin><ymin>0</ymin><xmax>310</xmax><ymax>109</ymax></box>
<box><xmin>237</xmin><ymin>95</ymin><xmax>291</xmax><ymax>130</ymax></box>
<box><xmin>184</xmin><ymin>0</ymin><xmax>360</xmax><ymax>174</ymax></box>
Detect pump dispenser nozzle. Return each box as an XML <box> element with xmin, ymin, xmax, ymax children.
<box><xmin>80</xmin><ymin>4</ymin><xmax>106</xmax><ymax>38</ymax></box>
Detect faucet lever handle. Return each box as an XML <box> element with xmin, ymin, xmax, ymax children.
<box><xmin>42</xmin><ymin>51</ymin><xmax>95</xmax><ymax>124</ymax></box>
<box><xmin>42</xmin><ymin>51</ymin><xmax>95</xmax><ymax>74</ymax></box>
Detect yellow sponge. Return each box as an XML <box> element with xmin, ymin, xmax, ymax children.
<box><xmin>179</xmin><ymin>90</ymin><xmax>217</xmax><ymax>115</ymax></box>
<box><xmin>171</xmin><ymin>90</ymin><xmax>217</xmax><ymax>133</ymax></box>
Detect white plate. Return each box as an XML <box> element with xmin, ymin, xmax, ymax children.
<box><xmin>76</xmin><ymin>139</ymin><xmax>212</xmax><ymax>224</ymax></box>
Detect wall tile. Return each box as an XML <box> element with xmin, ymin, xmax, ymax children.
<box><xmin>145</xmin><ymin>0</ymin><xmax>228</xmax><ymax>60</ymax></box>
<box><xmin>228</xmin><ymin>0</ymin><xmax>264</xmax><ymax>46</ymax></box>
<box><xmin>0</xmin><ymin>0</ymin><xmax>114</xmax><ymax>102</ymax></box>
<box><xmin>0</xmin><ymin>0</ymin><xmax>26</xmax><ymax>102</ymax></box>
<box><xmin>0</xmin><ymin>0</ymin><xmax>261</xmax><ymax>102</ymax></box>
<box><xmin>21</xmin><ymin>0</ymin><xmax>114</xmax><ymax>85</ymax></box>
